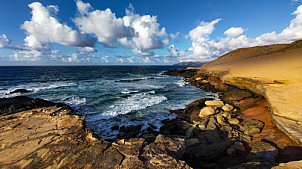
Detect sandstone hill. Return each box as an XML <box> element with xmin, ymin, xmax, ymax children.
<box><xmin>197</xmin><ymin>40</ymin><xmax>302</xmax><ymax>145</ymax></box>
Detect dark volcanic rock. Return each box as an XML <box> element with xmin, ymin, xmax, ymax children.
<box><xmin>221</xmin><ymin>87</ymin><xmax>253</xmax><ymax>103</ymax></box>
<box><xmin>184</xmin><ymin>139</ymin><xmax>234</xmax><ymax>160</ymax></box>
<box><xmin>247</xmin><ymin>140</ymin><xmax>279</xmax><ymax>162</ymax></box>
<box><xmin>0</xmin><ymin>96</ymin><xmax>72</xmax><ymax>116</ymax></box>
<box><xmin>162</xmin><ymin>68</ymin><xmax>197</xmax><ymax>78</ymax></box>
<box><xmin>5</xmin><ymin>89</ymin><xmax>30</xmax><ymax>95</ymax></box>
<box><xmin>118</xmin><ymin>125</ymin><xmax>143</xmax><ymax>139</ymax></box>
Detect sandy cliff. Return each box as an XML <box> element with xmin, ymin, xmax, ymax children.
<box><xmin>197</xmin><ymin>40</ymin><xmax>302</xmax><ymax>145</ymax></box>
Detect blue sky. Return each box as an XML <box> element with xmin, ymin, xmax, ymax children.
<box><xmin>0</xmin><ymin>0</ymin><xmax>302</xmax><ymax>65</ymax></box>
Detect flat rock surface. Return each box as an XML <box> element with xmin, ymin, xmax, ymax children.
<box><xmin>0</xmin><ymin>97</ymin><xmax>191</xmax><ymax>169</ymax></box>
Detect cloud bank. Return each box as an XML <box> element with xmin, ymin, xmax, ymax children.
<box><xmin>184</xmin><ymin>5</ymin><xmax>302</xmax><ymax>61</ymax></box>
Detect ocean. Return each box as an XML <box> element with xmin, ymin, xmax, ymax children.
<box><xmin>0</xmin><ymin>66</ymin><xmax>217</xmax><ymax>139</ymax></box>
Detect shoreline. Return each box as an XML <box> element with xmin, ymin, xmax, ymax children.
<box><xmin>1</xmin><ymin>67</ymin><xmax>302</xmax><ymax>168</ymax></box>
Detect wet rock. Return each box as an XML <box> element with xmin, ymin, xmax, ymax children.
<box><xmin>5</xmin><ymin>89</ymin><xmax>30</xmax><ymax>95</ymax></box>
<box><xmin>112</xmin><ymin>138</ymin><xmax>144</xmax><ymax>157</ymax></box>
<box><xmin>186</xmin><ymin>138</ymin><xmax>200</xmax><ymax>148</ymax></box>
<box><xmin>222</xmin><ymin>104</ymin><xmax>234</xmax><ymax>111</ymax></box>
<box><xmin>247</xmin><ymin>140</ymin><xmax>278</xmax><ymax>162</ymax></box>
<box><xmin>199</xmin><ymin>107</ymin><xmax>216</xmax><ymax>118</ymax></box>
<box><xmin>111</xmin><ymin>125</ymin><xmax>119</xmax><ymax>130</ymax></box>
<box><xmin>142</xmin><ymin>133</ymin><xmax>157</xmax><ymax>142</ymax></box>
<box><xmin>118</xmin><ymin>125</ymin><xmax>142</xmax><ymax>139</ymax></box>
<box><xmin>0</xmin><ymin>96</ymin><xmax>71</xmax><ymax>116</ymax></box>
<box><xmin>205</xmin><ymin>100</ymin><xmax>224</xmax><ymax>107</ymax></box>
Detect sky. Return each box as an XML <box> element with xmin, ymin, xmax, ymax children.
<box><xmin>0</xmin><ymin>0</ymin><xmax>302</xmax><ymax>65</ymax></box>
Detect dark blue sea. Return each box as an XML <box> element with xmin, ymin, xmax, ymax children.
<box><xmin>0</xmin><ymin>66</ymin><xmax>217</xmax><ymax>139</ymax></box>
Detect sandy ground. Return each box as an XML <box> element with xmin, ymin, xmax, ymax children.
<box><xmin>199</xmin><ymin>40</ymin><xmax>302</xmax><ymax>145</ymax></box>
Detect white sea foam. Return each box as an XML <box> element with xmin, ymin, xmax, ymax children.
<box><xmin>64</xmin><ymin>95</ymin><xmax>86</xmax><ymax>106</ymax></box>
<box><xmin>121</xmin><ymin>89</ymin><xmax>139</xmax><ymax>94</ymax></box>
<box><xmin>173</xmin><ymin>79</ymin><xmax>189</xmax><ymax>87</ymax></box>
<box><xmin>2</xmin><ymin>81</ymin><xmax>75</xmax><ymax>96</ymax></box>
<box><xmin>102</xmin><ymin>92</ymin><xmax>167</xmax><ymax>117</ymax></box>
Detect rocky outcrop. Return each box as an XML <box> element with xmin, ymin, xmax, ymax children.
<box><xmin>161</xmin><ymin>68</ymin><xmax>197</xmax><ymax>78</ymax></box>
<box><xmin>0</xmin><ymin>96</ymin><xmax>190</xmax><ymax>169</ymax></box>
<box><xmin>0</xmin><ymin>96</ymin><xmax>72</xmax><ymax>116</ymax></box>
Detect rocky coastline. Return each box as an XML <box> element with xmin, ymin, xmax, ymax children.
<box><xmin>1</xmin><ymin>68</ymin><xmax>302</xmax><ymax>168</ymax></box>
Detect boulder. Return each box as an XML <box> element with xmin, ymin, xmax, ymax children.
<box><xmin>244</xmin><ymin>128</ymin><xmax>261</xmax><ymax>135</ymax></box>
<box><xmin>247</xmin><ymin>141</ymin><xmax>278</xmax><ymax>162</ymax></box>
<box><xmin>228</xmin><ymin>118</ymin><xmax>240</xmax><ymax>125</ymax></box>
<box><xmin>184</xmin><ymin>98</ymin><xmax>212</xmax><ymax>115</ymax></box>
<box><xmin>205</xmin><ymin>100</ymin><xmax>224</xmax><ymax>107</ymax></box>
<box><xmin>185</xmin><ymin>139</ymin><xmax>234</xmax><ymax>160</ymax></box>
<box><xmin>186</xmin><ymin>138</ymin><xmax>200</xmax><ymax>148</ymax></box>
<box><xmin>199</xmin><ymin>107</ymin><xmax>216</xmax><ymax>118</ymax></box>
<box><xmin>241</xmin><ymin>119</ymin><xmax>264</xmax><ymax>135</ymax></box>
<box><xmin>231</xmin><ymin>142</ymin><xmax>246</xmax><ymax>152</ymax></box>
<box><xmin>222</xmin><ymin>104</ymin><xmax>234</xmax><ymax>111</ymax></box>
<box><xmin>185</xmin><ymin>126</ymin><xmax>196</xmax><ymax>138</ymax></box>
<box><xmin>227</xmin><ymin>147</ymin><xmax>237</xmax><ymax>157</ymax></box>
<box><xmin>216</xmin><ymin>115</ymin><xmax>228</xmax><ymax>125</ymax></box>
<box><xmin>5</xmin><ymin>89</ymin><xmax>30</xmax><ymax>95</ymax></box>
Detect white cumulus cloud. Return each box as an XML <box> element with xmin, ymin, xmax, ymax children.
<box><xmin>168</xmin><ymin>44</ymin><xmax>186</xmax><ymax>57</ymax></box>
<box><xmin>74</xmin><ymin>1</ymin><xmax>134</xmax><ymax>48</ymax></box>
<box><xmin>0</xmin><ymin>34</ymin><xmax>12</xmax><ymax>48</ymax></box>
<box><xmin>22</xmin><ymin>2</ymin><xmax>96</xmax><ymax>51</ymax></box>
<box><xmin>119</xmin><ymin>4</ymin><xmax>169</xmax><ymax>56</ymax></box>
<box><xmin>184</xmin><ymin>4</ymin><xmax>302</xmax><ymax>62</ymax></box>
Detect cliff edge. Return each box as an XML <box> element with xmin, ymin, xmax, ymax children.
<box><xmin>197</xmin><ymin>40</ymin><xmax>302</xmax><ymax>145</ymax></box>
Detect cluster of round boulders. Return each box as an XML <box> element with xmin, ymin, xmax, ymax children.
<box><xmin>158</xmin><ymin>98</ymin><xmax>266</xmax><ymax>168</ymax></box>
